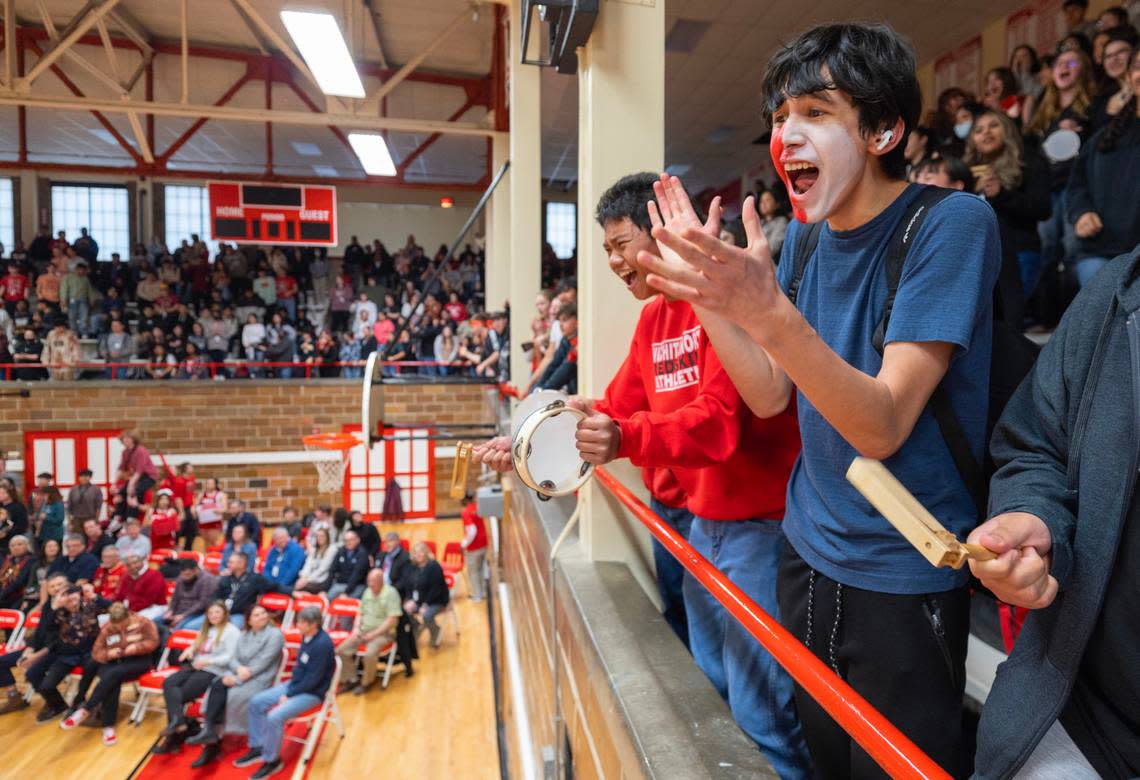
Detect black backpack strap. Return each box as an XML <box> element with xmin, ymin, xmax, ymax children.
<box><xmin>786</xmin><ymin>221</ymin><xmax>824</xmax><ymax>307</ymax></box>
<box><xmin>873</xmin><ymin>186</ymin><xmax>986</xmax><ymax>516</ymax></box>
<box><xmin>871</xmin><ymin>186</ymin><xmax>955</xmax><ymax>353</ymax></box>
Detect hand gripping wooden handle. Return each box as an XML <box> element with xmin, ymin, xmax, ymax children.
<box><xmin>845</xmin><ymin>457</ymin><xmax>996</xmax><ymax>570</ymax></box>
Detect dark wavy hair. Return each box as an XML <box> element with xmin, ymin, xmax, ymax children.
<box><xmin>594</xmin><ymin>172</ymin><xmax>657</xmax><ymax>232</ymax></box>
<box><xmin>759</xmin><ymin>23</ymin><xmax>923</xmax><ymax>180</ymax></box>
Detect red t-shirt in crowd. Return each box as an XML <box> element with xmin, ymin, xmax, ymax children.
<box><xmin>444</xmin><ymin>302</ymin><xmax>469</xmax><ymax>322</ymax></box>
<box><xmin>149</xmin><ymin>507</ymin><xmax>180</xmax><ymax>550</ymax></box>
<box><xmin>92</xmin><ymin>562</ymin><xmax>126</xmax><ymax>600</ymax></box>
<box><xmin>276</xmin><ymin>276</ymin><xmax>298</xmax><ymax>300</ymax></box>
<box><xmin>116</xmin><ymin>568</ymin><xmax>167</xmax><ymax>611</ymax></box>
<box><xmin>594</xmin><ymin>297</ymin><xmax>800</xmax><ymax>522</ymax></box>
<box><xmin>462</xmin><ymin>503</ymin><xmax>488</xmax><ymax>552</ymax></box>
<box><xmin>1</xmin><ymin>272</ymin><xmax>29</xmax><ymax>302</ymax></box>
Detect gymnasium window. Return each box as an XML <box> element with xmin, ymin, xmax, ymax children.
<box><xmin>0</xmin><ymin>178</ymin><xmax>13</xmax><ymax>258</ymax></box>
<box><xmin>164</xmin><ymin>184</ymin><xmax>211</xmax><ymax>249</ymax></box>
<box><xmin>545</xmin><ymin>201</ymin><xmax>577</xmax><ymax>260</ymax></box>
<box><xmin>50</xmin><ymin>183</ymin><xmax>130</xmax><ymax>260</ymax></box>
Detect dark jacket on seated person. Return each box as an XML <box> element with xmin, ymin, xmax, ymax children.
<box><xmin>328</xmin><ymin>546</ymin><xmax>369</xmax><ymax>592</ymax></box>
<box><xmin>213</xmin><ymin>570</ymin><xmax>270</xmax><ymax>617</ymax></box>
<box><xmin>287</xmin><ymin>628</ymin><xmax>335</xmax><ymax>700</ymax></box>
<box><xmin>380</xmin><ymin>546</ymin><xmax>414</xmax><ymax>599</ymax></box>
<box><xmin>409</xmin><ymin>560</ymin><xmax>449</xmax><ymax>608</ymax></box>
<box><xmin>536</xmin><ymin>335</ymin><xmax>577</xmax><ymax>394</ymax></box>
<box><xmin>47</xmin><ymin>552</ymin><xmax>99</xmax><ymax>583</ymax></box>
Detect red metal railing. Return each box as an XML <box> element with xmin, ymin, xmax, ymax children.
<box><xmin>0</xmin><ymin>359</ymin><xmax>475</xmax><ymax>381</ymax></box>
<box><xmin>593</xmin><ymin>466</ymin><xmax>952</xmax><ymax>780</ymax></box>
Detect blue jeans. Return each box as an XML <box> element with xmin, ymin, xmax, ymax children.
<box><xmin>68</xmin><ymin>299</ymin><xmax>89</xmax><ymax>336</ymax></box>
<box><xmin>1075</xmin><ymin>255</ymin><xmax>1111</xmax><ymax>287</ymax></box>
<box><xmin>247</xmin><ymin>683</ymin><xmax>322</xmax><ymax>762</ymax></box>
<box><xmin>1017</xmin><ymin>249</ymin><xmax>1043</xmax><ymax>299</ymax></box>
<box><xmin>684</xmin><ymin>517</ymin><xmax>811</xmax><ymax>780</ymax></box>
<box><xmin>649</xmin><ymin>498</ymin><xmax>693</xmax><ymax>650</ymax></box>
<box><xmin>1038</xmin><ymin>190</ymin><xmax>1076</xmax><ymax>275</ymax></box>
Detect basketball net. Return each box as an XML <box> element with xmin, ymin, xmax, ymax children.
<box><xmin>301</xmin><ymin>433</ymin><xmax>357</xmax><ymax>495</ymax></box>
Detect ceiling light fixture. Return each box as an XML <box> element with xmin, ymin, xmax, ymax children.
<box><xmin>347</xmin><ymin>133</ymin><xmax>397</xmax><ymax>176</ymax></box>
<box><xmin>281</xmin><ymin>11</ymin><xmax>365</xmax><ymax>98</ymax></box>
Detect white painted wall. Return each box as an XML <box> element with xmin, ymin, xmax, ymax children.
<box><xmin>334</xmin><ymin>201</ymin><xmax>474</xmax><ymax>256</ymax></box>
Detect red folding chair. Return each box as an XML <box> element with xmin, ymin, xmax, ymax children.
<box><xmin>177</xmin><ymin>550</ymin><xmax>204</xmax><ymax>567</ymax></box>
<box><xmin>282</xmin><ymin>656</ymin><xmax>346</xmax><ymax>779</ymax></box>
<box><xmin>260</xmin><ymin>592</ymin><xmax>294</xmax><ymax>626</ymax></box>
<box><xmin>0</xmin><ymin>608</ymin><xmax>25</xmax><ymax>654</ymax></box>
<box><xmin>17</xmin><ymin>611</ymin><xmax>42</xmax><ymax>703</ymax></box>
<box><xmin>130</xmin><ymin>629</ymin><xmax>198</xmax><ymax>724</ymax></box>
<box><xmin>203</xmin><ymin>551</ymin><xmax>223</xmax><ymax>575</ymax></box>
<box><xmin>441</xmin><ymin>541</ymin><xmax>464</xmax><ymax>576</ymax></box>
<box><xmin>324</xmin><ymin>597</ymin><xmax>360</xmax><ymax>644</ymax></box>
<box><xmin>148</xmin><ymin>548</ymin><xmax>176</xmax><ymax>568</ymax></box>
<box><xmin>424</xmin><ymin>540</ymin><xmax>438</xmax><ymax>558</ymax></box>
<box><xmin>288</xmin><ymin>593</ymin><xmax>329</xmax><ymax>629</ymax></box>
<box><xmin>399</xmin><ymin>538</ymin><xmax>409</xmax><ymax>552</ymax></box>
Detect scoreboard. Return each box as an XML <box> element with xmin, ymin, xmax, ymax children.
<box><xmin>207</xmin><ymin>181</ymin><xmax>338</xmax><ymax>246</ymax></box>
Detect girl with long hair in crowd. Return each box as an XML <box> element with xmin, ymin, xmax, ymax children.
<box><xmin>154</xmin><ymin>601</ymin><xmax>240</xmax><ymax>754</ymax></box>
<box><xmin>1066</xmin><ymin>47</ymin><xmax>1140</xmax><ymax>286</ymax></box>
<box><xmin>1025</xmin><ymin>48</ymin><xmax>1099</xmax><ymax>285</ymax></box>
<box><xmin>984</xmin><ymin>66</ymin><xmax>1023</xmax><ymax>118</ymax></box>
<box><xmin>1091</xmin><ymin>27</ymin><xmax>1138</xmax><ymax>130</ymax></box>
<box><xmin>966</xmin><ymin>108</ymin><xmax>1053</xmax><ymax>316</ymax></box>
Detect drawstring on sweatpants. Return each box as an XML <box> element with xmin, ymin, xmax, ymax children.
<box><xmin>803</xmin><ymin>567</ymin><xmax>844</xmax><ymax>677</ymax></box>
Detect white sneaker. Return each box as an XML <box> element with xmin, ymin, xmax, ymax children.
<box><xmin>61</xmin><ymin>708</ymin><xmax>88</xmax><ymax>729</ymax></box>
<box><xmin>102</xmin><ymin>727</ymin><xmax>117</xmax><ymax>746</ymax></box>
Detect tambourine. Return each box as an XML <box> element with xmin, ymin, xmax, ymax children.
<box><xmin>1042</xmin><ymin>129</ymin><xmax>1080</xmax><ymax>163</ymax></box>
<box><xmin>511</xmin><ymin>398</ymin><xmax>595</xmax><ymax>499</ymax></box>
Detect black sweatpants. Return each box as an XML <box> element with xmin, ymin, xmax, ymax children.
<box><xmin>776</xmin><ymin>541</ymin><xmax>970</xmax><ymax>780</ymax></box>
<box><xmin>29</xmin><ymin>653</ymin><xmax>93</xmax><ymax>710</ymax></box>
<box><xmin>80</xmin><ymin>657</ymin><xmax>152</xmax><ymax>726</ymax></box>
<box><xmin>202</xmin><ymin>675</ymin><xmax>231</xmax><ymax>728</ymax></box>
<box><xmin>162</xmin><ymin>667</ymin><xmax>217</xmax><ymax>723</ymax></box>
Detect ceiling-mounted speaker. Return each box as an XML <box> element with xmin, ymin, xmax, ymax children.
<box><xmin>520</xmin><ymin>0</ymin><xmax>599</xmax><ymax>75</ymax></box>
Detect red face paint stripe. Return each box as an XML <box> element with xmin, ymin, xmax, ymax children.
<box><xmin>770</xmin><ymin>125</ymin><xmax>807</xmax><ymax>223</ymax></box>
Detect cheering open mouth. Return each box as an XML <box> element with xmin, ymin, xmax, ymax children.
<box><xmin>784</xmin><ymin>161</ymin><xmax>820</xmax><ymax>196</ymax></box>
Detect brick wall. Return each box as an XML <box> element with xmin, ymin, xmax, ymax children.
<box><xmin>3</xmin><ymin>379</ymin><xmax>496</xmax><ymax>518</ymax></box>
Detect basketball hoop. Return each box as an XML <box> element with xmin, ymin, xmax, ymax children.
<box><xmin>302</xmin><ymin>433</ymin><xmax>358</xmax><ymax>495</ymax></box>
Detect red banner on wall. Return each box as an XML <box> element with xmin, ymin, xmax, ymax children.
<box><xmin>207</xmin><ymin>180</ymin><xmax>338</xmax><ymax>246</ymax></box>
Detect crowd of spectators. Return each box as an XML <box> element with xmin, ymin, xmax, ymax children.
<box><xmin>0</xmin><ymin>224</ymin><xmax>523</xmax><ymax>383</ymax></box>
<box><xmin>900</xmin><ymin>0</ymin><xmax>1140</xmax><ymax>328</ymax></box>
<box><xmin>0</xmin><ymin>432</ymin><xmax>489</xmax><ymax>772</ymax></box>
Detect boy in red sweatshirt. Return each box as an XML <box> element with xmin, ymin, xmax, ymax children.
<box><xmin>475</xmin><ymin>173</ymin><xmax>809</xmax><ymax>779</ymax></box>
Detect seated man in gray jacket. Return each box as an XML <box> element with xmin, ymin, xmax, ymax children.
<box><xmin>162</xmin><ymin>559</ymin><xmax>217</xmax><ymax>629</ymax></box>
<box><xmin>969</xmin><ymin>246</ymin><xmax>1140</xmax><ymax>780</ymax></box>
<box><xmin>185</xmin><ymin>603</ymin><xmax>285</xmax><ymax>768</ymax></box>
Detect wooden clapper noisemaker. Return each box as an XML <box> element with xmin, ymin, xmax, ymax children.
<box><xmin>846</xmin><ymin>457</ymin><xmax>996</xmax><ymax>569</ymax></box>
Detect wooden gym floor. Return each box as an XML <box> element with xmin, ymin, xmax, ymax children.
<box><xmin>1</xmin><ymin>520</ymin><xmax>500</xmax><ymax>780</ymax></box>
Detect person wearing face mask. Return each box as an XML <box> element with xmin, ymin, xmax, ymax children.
<box><xmin>965</xmin><ymin>109</ymin><xmax>1053</xmax><ymax>314</ymax></box>
<box><xmin>474</xmin><ymin>173</ymin><xmax>809</xmax><ymax>778</ymax></box>
<box><xmin>1025</xmin><ymin>48</ymin><xmax>1099</xmax><ymax>295</ymax></box>
<box><xmin>641</xmin><ymin>23</ymin><xmax>1001</xmax><ymax>777</ymax></box>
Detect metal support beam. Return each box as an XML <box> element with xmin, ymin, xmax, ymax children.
<box><xmin>19</xmin><ymin>0</ymin><xmax>124</xmax><ymax>89</ymax></box>
<box><xmin>35</xmin><ymin>0</ymin><xmax>126</xmax><ymax>96</ymax></box>
<box><xmin>229</xmin><ymin>0</ymin><xmax>321</xmax><ymax>95</ymax></box>
<box><xmin>396</xmin><ymin>97</ymin><xmax>478</xmax><ymax>174</ymax></box>
<box><xmin>362</xmin><ymin>0</ymin><xmax>389</xmax><ymax>69</ymax></box>
<box><xmin>3</xmin><ymin>0</ymin><xmax>14</xmax><ymax>90</ymax></box>
<box><xmin>283</xmin><ymin>76</ymin><xmax>355</xmax><ymax>155</ymax></box>
<box><xmin>159</xmin><ymin>71</ymin><xmax>252</xmax><ymax>162</ymax></box>
<box><xmin>126</xmin><ymin>109</ymin><xmax>153</xmax><ymax>163</ymax></box>
<box><xmin>369</xmin><ymin>9</ymin><xmax>469</xmax><ymax>103</ymax></box>
<box><xmin>105</xmin><ymin>8</ymin><xmax>153</xmax><ymax>55</ymax></box>
<box><xmin>179</xmin><ymin>0</ymin><xmax>188</xmax><ymax>102</ymax></box>
<box><xmin>25</xmin><ymin>39</ymin><xmax>141</xmax><ymax>166</ymax></box>
<box><xmin>0</xmin><ymin>91</ymin><xmax>504</xmax><ymax>137</ymax></box>
<box><xmin>95</xmin><ymin>19</ymin><xmax>120</xmax><ymax>82</ymax></box>
<box><xmin>227</xmin><ymin>0</ymin><xmax>269</xmax><ymax>56</ymax></box>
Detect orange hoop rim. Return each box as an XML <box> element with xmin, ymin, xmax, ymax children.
<box><xmin>301</xmin><ymin>432</ymin><xmax>359</xmax><ymax>451</ymax></box>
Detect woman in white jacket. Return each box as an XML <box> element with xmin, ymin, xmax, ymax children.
<box><xmin>294</xmin><ymin>527</ymin><xmax>338</xmax><ymax>593</ymax></box>
<box><xmin>154</xmin><ymin>601</ymin><xmax>241</xmax><ymax>754</ymax></box>
<box><xmin>241</xmin><ymin>314</ymin><xmax>266</xmax><ymax>362</ymax></box>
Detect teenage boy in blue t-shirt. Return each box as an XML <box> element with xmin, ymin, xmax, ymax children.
<box><xmin>641</xmin><ymin>23</ymin><xmax>1001</xmax><ymax>778</ymax></box>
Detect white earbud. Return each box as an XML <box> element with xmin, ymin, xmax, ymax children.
<box><xmin>877</xmin><ymin>129</ymin><xmax>894</xmax><ymax>150</ymax></box>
